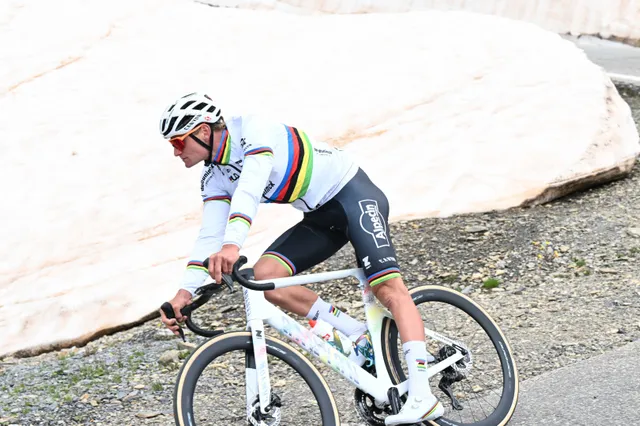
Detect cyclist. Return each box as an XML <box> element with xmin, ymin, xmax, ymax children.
<box><xmin>158</xmin><ymin>93</ymin><xmax>443</xmax><ymax>424</ymax></box>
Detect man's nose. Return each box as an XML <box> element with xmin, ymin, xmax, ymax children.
<box><xmin>174</xmin><ymin>147</ymin><xmax>182</xmax><ymax>156</ymax></box>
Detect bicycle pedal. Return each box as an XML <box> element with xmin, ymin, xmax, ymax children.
<box><xmin>387</xmin><ymin>387</ymin><xmax>401</xmax><ymax>415</ymax></box>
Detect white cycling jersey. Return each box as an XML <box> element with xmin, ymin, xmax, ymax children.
<box><xmin>180</xmin><ymin>115</ymin><xmax>358</xmax><ymax>294</ymax></box>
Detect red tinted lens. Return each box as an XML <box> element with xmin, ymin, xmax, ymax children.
<box><xmin>169</xmin><ymin>137</ymin><xmax>185</xmax><ymax>151</ymax></box>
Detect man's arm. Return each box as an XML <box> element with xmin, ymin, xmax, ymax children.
<box><xmin>222</xmin><ymin>137</ymin><xmax>275</xmax><ymax>249</ymax></box>
<box><xmin>180</xmin><ymin>195</ymin><xmax>231</xmax><ymax>295</ymax></box>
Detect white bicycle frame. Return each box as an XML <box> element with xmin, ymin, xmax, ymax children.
<box><xmin>241</xmin><ymin>267</ymin><xmax>465</xmax><ymax>419</ymax></box>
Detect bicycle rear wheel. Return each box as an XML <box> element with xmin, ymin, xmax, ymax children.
<box><xmin>174</xmin><ymin>331</ymin><xmax>340</xmax><ymax>426</ymax></box>
<box><xmin>380</xmin><ymin>285</ymin><xmax>518</xmax><ymax>426</ymax></box>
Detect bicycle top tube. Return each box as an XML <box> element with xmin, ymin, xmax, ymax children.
<box><xmin>204</xmin><ymin>256</ymin><xmax>367</xmax><ymax>291</ymax></box>
<box><xmin>257</xmin><ymin>267</ymin><xmax>365</xmax><ymax>289</ymax></box>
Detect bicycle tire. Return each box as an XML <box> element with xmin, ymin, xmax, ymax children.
<box><xmin>173</xmin><ymin>331</ymin><xmax>341</xmax><ymax>426</ymax></box>
<box><xmin>379</xmin><ymin>285</ymin><xmax>519</xmax><ymax>426</ymax></box>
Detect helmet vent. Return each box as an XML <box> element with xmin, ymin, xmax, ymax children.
<box><xmin>193</xmin><ymin>102</ymin><xmax>208</xmax><ymax>111</ymax></box>
<box><xmin>181</xmin><ymin>100</ymin><xmax>196</xmax><ymax>110</ymax></box>
<box><xmin>207</xmin><ymin>106</ymin><xmax>216</xmax><ymax>113</ymax></box>
<box><xmin>163</xmin><ymin>116</ymin><xmax>178</xmax><ymax>137</ymax></box>
<box><xmin>176</xmin><ymin>115</ymin><xmax>194</xmax><ymax>131</ymax></box>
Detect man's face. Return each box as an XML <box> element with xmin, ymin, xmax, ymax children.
<box><xmin>170</xmin><ymin>125</ymin><xmax>209</xmax><ymax>168</ymax></box>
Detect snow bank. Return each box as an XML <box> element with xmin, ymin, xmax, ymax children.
<box><xmin>1</xmin><ymin>0</ymin><xmax>637</xmax><ymax>356</ymax></box>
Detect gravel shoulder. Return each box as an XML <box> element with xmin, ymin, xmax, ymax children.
<box><xmin>1</xmin><ymin>92</ymin><xmax>639</xmax><ymax>426</ymax></box>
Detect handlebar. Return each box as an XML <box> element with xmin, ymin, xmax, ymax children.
<box><xmin>160</xmin><ymin>273</ymin><xmax>235</xmax><ymax>341</ymax></box>
<box><xmin>203</xmin><ymin>256</ymin><xmax>275</xmax><ymax>291</ymax></box>
<box><xmin>160</xmin><ymin>255</ymin><xmax>276</xmax><ymax>341</ymax></box>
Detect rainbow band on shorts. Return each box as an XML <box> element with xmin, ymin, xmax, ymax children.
<box><xmin>367</xmin><ymin>267</ymin><xmax>401</xmax><ymax>286</ymax></box>
<box><xmin>261</xmin><ymin>251</ymin><xmax>296</xmax><ymax>276</ymax></box>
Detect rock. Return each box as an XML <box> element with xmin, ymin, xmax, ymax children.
<box><xmin>560</xmin><ymin>245</ymin><xmax>570</xmax><ymax>252</ymax></box>
<box><xmin>136</xmin><ymin>412</ymin><xmax>163</xmax><ymax>419</ymax></box>
<box><xmin>123</xmin><ymin>391</ymin><xmax>139</xmax><ymax>402</ymax></box>
<box><xmin>465</xmin><ymin>225</ymin><xmax>488</xmax><ymax>233</ymax></box>
<box><xmin>177</xmin><ymin>341</ymin><xmax>197</xmax><ymax>351</ymax></box>
<box><xmin>134</xmin><ymin>384</ymin><xmax>145</xmax><ymax>390</ymax></box>
<box><xmin>155</xmin><ymin>329</ymin><xmax>175</xmax><ymax>341</ymax></box>
<box><xmin>626</xmin><ymin>228</ymin><xmax>640</xmax><ymax>237</ymax></box>
<box><xmin>158</xmin><ymin>350</ymin><xmax>180</xmax><ymax>366</ymax></box>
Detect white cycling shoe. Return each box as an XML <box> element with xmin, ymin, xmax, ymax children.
<box><xmin>385</xmin><ymin>394</ymin><xmax>444</xmax><ymax>425</ymax></box>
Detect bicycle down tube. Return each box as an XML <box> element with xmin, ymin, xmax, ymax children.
<box><xmin>240</xmin><ymin>267</ymin><xmax>466</xmax><ymax>412</ymax></box>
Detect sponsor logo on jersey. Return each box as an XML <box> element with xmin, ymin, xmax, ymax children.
<box><xmin>358</xmin><ymin>199</ymin><xmax>390</xmax><ymax>248</ymax></box>
<box><xmin>200</xmin><ymin>165</ymin><xmax>215</xmax><ymax>191</ymax></box>
<box><xmin>263</xmin><ymin>180</ymin><xmax>275</xmax><ymax>197</ymax></box>
<box><xmin>378</xmin><ymin>256</ymin><xmax>396</xmax><ymax>264</ymax></box>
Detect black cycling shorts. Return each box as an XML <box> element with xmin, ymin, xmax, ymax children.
<box><xmin>260</xmin><ymin>168</ymin><xmax>401</xmax><ymax>286</ymax></box>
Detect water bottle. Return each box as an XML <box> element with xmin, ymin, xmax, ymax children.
<box><xmin>309</xmin><ymin>319</ymin><xmax>366</xmax><ymax>366</ymax></box>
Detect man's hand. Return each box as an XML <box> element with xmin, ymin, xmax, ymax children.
<box><xmin>159</xmin><ymin>289</ymin><xmax>192</xmax><ymax>337</ymax></box>
<box><xmin>208</xmin><ymin>244</ymin><xmax>240</xmax><ymax>283</ymax></box>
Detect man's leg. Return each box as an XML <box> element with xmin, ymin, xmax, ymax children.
<box><xmin>372</xmin><ymin>276</ymin><xmax>444</xmax><ymax>425</ymax></box>
<box><xmin>253</xmin><ymin>256</ymin><xmax>317</xmax><ymax>316</ymax></box>
<box><xmin>329</xmin><ymin>168</ymin><xmax>443</xmax><ymax>424</ymax></box>
<box><xmin>254</xmin><ymin>222</ymin><xmax>367</xmax><ymax>338</ymax></box>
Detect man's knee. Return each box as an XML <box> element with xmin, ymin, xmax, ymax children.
<box><xmin>254</xmin><ymin>254</ymin><xmax>292</xmax><ymax>280</ymax></box>
<box><xmin>371</xmin><ymin>277</ymin><xmax>409</xmax><ymax>309</ymax></box>
<box><xmin>254</xmin><ymin>255</ymin><xmax>292</xmax><ymax>305</ymax></box>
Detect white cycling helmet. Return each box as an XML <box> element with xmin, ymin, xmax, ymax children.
<box><xmin>159</xmin><ymin>92</ymin><xmax>222</xmax><ymax>139</ymax></box>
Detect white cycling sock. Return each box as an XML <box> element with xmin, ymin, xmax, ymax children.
<box><xmin>306</xmin><ymin>297</ymin><xmax>367</xmax><ymax>338</ymax></box>
<box><xmin>403</xmin><ymin>341</ymin><xmax>433</xmax><ymax>398</ymax></box>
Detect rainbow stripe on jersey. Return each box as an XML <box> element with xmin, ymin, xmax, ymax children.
<box><xmin>229</xmin><ymin>212</ymin><xmax>252</xmax><ymax>228</ymax></box>
<box><xmin>245</xmin><ymin>147</ymin><xmax>274</xmax><ymax>157</ymax></box>
<box><xmin>187</xmin><ymin>261</ymin><xmax>208</xmax><ymax>273</ymax></box>
<box><xmin>213</xmin><ymin>130</ymin><xmax>232</xmax><ymax>164</ymax></box>
<box><xmin>268</xmin><ymin>126</ymin><xmax>314</xmax><ymax>203</ymax></box>
<box><xmin>203</xmin><ymin>195</ymin><xmax>231</xmax><ymax>204</ymax></box>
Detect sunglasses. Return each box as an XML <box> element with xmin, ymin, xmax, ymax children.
<box><xmin>169</xmin><ymin>124</ymin><xmax>203</xmax><ymax>151</ymax></box>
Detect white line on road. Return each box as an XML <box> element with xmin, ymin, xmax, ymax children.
<box><xmin>608</xmin><ymin>72</ymin><xmax>640</xmax><ymax>83</ymax></box>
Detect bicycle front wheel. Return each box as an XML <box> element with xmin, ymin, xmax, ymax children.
<box><xmin>380</xmin><ymin>285</ymin><xmax>519</xmax><ymax>426</ymax></box>
<box><xmin>173</xmin><ymin>331</ymin><xmax>340</xmax><ymax>426</ymax></box>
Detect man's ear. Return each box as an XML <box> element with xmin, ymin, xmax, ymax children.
<box><xmin>200</xmin><ymin>123</ymin><xmax>212</xmax><ymax>139</ymax></box>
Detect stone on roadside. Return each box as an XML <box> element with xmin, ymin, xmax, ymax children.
<box><xmin>626</xmin><ymin>228</ymin><xmax>640</xmax><ymax>238</ymax></box>
<box><xmin>136</xmin><ymin>411</ymin><xmax>163</xmax><ymax>419</ymax></box>
<box><xmin>158</xmin><ymin>350</ymin><xmax>180</xmax><ymax>366</ymax></box>
<box><xmin>177</xmin><ymin>341</ymin><xmax>197</xmax><ymax>351</ymax></box>
<box><xmin>465</xmin><ymin>225</ymin><xmax>488</xmax><ymax>233</ymax></box>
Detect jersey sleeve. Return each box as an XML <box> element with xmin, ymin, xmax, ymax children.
<box><xmin>222</xmin><ymin>119</ymin><xmax>277</xmax><ymax>248</ymax></box>
<box><xmin>180</xmin><ymin>173</ymin><xmax>231</xmax><ymax>295</ymax></box>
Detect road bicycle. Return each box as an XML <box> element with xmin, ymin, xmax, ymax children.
<box><xmin>161</xmin><ymin>256</ymin><xmax>518</xmax><ymax>425</ymax></box>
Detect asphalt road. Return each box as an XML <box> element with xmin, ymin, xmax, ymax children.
<box><xmin>510</xmin><ymin>35</ymin><xmax>640</xmax><ymax>426</ymax></box>
<box><xmin>565</xmin><ymin>35</ymin><xmax>640</xmax><ymax>84</ymax></box>
<box><xmin>510</xmin><ymin>341</ymin><xmax>640</xmax><ymax>425</ymax></box>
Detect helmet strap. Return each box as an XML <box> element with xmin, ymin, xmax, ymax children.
<box><xmin>190</xmin><ymin>133</ymin><xmax>214</xmax><ymax>166</ymax></box>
